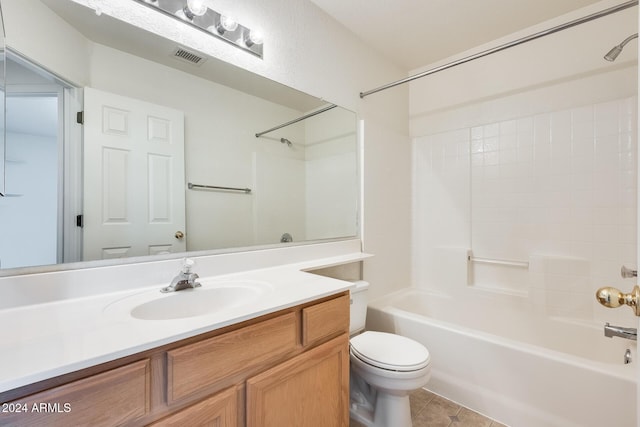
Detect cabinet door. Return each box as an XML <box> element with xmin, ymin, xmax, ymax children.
<box><xmin>246</xmin><ymin>334</ymin><xmax>349</xmax><ymax>427</ymax></box>
<box><xmin>149</xmin><ymin>386</ymin><xmax>237</xmax><ymax>427</ymax></box>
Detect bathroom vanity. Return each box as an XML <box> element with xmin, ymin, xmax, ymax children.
<box><xmin>0</xmin><ymin>245</ymin><xmax>368</xmax><ymax>427</ymax></box>
<box><xmin>0</xmin><ymin>292</ymin><xmax>350</xmax><ymax>426</ymax></box>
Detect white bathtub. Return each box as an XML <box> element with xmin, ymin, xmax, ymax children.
<box><xmin>366</xmin><ymin>288</ymin><xmax>637</xmax><ymax>427</ymax></box>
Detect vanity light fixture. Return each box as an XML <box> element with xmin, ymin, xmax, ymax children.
<box><xmin>132</xmin><ymin>0</ymin><xmax>264</xmax><ymax>58</ymax></box>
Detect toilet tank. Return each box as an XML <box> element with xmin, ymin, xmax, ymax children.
<box><xmin>349</xmin><ymin>280</ymin><xmax>370</xmax><ymax>334</ymax></box>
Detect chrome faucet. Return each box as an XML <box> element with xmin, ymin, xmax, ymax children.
<box><xmin>604</xmin><ymin>323</ymin><xmax>637</xmax><ymax>341</ymax></box>
<box><xmin>161</xmin><ymin>258</ymin><xmax>201</xmax><ymax>293</ymax></box>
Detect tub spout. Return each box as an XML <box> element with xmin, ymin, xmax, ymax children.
<box><xmin>604</xmin><ymin>323</ymin><xmax>637</xmax><ymax>341</ymax></box>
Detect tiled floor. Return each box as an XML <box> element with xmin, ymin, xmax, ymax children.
<box><xmin>350</xmin><ymin>388</ymin><xmax>508</xmax><ymax>427</ymax></box>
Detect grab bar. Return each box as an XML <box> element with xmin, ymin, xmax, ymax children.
<box><xmin>187</xmin><ymin>183</ymin><xmax>252</xmax><ymax>194</ymax></box>
<box><xmin>468</xmin><ymin>256</ymin><xmax>529</xmax><ymax>269</ymax></box>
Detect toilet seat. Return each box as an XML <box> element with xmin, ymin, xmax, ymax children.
<box><xmin>350</xmin><ymin>331</ymin><xmax>430</xmax><ymax>372</ymax></box>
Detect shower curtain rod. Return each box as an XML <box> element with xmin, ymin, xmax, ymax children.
<box><xmin>360</xmin><ymin>0</ymin><xmax>638</xmax><ymax>98</ymax></box>
<box><xmin>255</xmin><ymin>104</ymin><xmax>337</xmax><ymax>138</ymax></box>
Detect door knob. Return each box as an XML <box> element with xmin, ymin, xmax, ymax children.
<box><xmin>596</xmin><ymin>285</ymin><xmax>640</xmax><ymax>316</ymax></box>
<box><xmin>175</xmin><ymin>231</ymin><xmax>185</xmax><ymax>240</ymax></box>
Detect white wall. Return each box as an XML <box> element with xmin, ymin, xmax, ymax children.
<box><xmin>0</xmin><ymin>117</ymin><xmax>58</xmax><ymax>269</ymax></box>
<box><xmin>252</xmin><ymin>152</ymin><xmax>306</xmax><ymax>245</ymax></box>
<box><xmin>2</xmin><ymin>0</ymin><xmax>90</xmax><ymax>85</ymax></box>
<box><xmin>409</xmin><ymin>0</ymin><xmax>637</xmax><ymax>130</ymax></box>
<box><xmin>410</xmin><ymin>0</ymin><xmax>638</xmax><ymax>327</ymax></box>
<box><xmin>305</xmin><ymin>107</ymin><xmax>358</xmax><ymax>240</ymax></box>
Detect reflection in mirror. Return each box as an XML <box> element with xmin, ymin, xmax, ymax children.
<box><xmin>1</xmin><ymin>52</ymin><xmax>78</xmax><ymax>269</ymax></box>
<box><xmin>0</xmin><ymin>0</ymin><xmax>358</xmax><ymax>272</ymax></box>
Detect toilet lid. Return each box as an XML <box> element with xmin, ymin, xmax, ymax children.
<box><xmin>350</xmin><ymin>331</ymin><xmax>430</xmax><ymax>372</ymax></box>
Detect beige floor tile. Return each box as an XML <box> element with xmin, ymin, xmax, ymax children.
<box><xmin>412</xmin><ymin>394</ymin><xmax>461</xmax><ymax>427</ymax></box>
<box><xmin>409</xmin><ymin>388</ymin><xmax>436</xmax><ymax>418</ymax></box>
<box><xmin>349</xmin><ymin>389</ymin><xmax>501</xmax><ymax>427</ymax></box>
<box><xmin>429</xmin><ymin>395</ymin><xmax>462</xmax><ymax>415</ymax></box>
<box><xmin>412</xmin><ymin>408</ymin><xmax>455</xmax><ymax>427</ymax></box>
<box><xmin>453</xmin><ymin>407</ymin><xmax>493</xmax><ymax>427</ymax></box>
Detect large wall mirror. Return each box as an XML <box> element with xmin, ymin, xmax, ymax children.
<box><xmin>0</xmin><ymin>0</ymin><xmax>358</xmax><ymax>272</ymax></box>
<box><xmin>0</xmin><ymin>5</ymin><xmax>5</xmax><ymax>198</ymax></box>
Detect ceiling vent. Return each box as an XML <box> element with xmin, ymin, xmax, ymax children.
<box><xmin>172</xmin><ymin>47</ymin><xmax>207</xmax><ymax>66</ymax></box>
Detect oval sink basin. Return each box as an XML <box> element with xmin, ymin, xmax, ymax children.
<box><xmin>105</xmin><ymin>280</ymin><xmax>270</xmax><ymax>320</ymax></box>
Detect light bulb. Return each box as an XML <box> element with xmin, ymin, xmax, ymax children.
<box><xmin>186</xmin><ymin>0</ymin><xmax>207</xmax><ymax>16</ymax></box>
<box><xmin>245</xmin><ymin>29</ymin><xmax>264</xmax><ymax>47</ymax></box>
<box><xmin>219</xmin><ymin>15</ymin><xmax>238</xmax><ymax>32</ymax></box>
<box><xmin>211</xmin><ymin>15</ymin><xmax>238</xmax><ymax>35</ymax></box>
<box><xmin>179</xmin><ymin>0</ymin><xmax>207</xmax><ymax>20</ymax></box>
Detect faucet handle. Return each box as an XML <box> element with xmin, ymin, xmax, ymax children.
<box><xmin>181</xmin><ymin>258</ymin><xmax>195</xmax><ymax>273</ymax></box>
<box><xmin>621</xmin><ymin>265</ymin><xmax>637</xmax><ymax>279</ymax></box>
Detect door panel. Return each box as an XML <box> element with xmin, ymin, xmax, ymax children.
<box><xmin>83</xmin><ymin>88</ymin><xmax>186</xmax><ymax>261</ymax></box>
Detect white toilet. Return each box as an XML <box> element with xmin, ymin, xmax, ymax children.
<box><xmin>349</xmin><ymin>281</ymin><xmax>431</xmax><ymax>427</ymax></box>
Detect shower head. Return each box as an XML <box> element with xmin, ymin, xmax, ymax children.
<box><xmin>280</xmin><ymin>138</ymin><xmax>293</xmax><ymax>147</ymax></box>
<box><xmin>604</xmin><ymin>45</ymin><xmax>623</xmax><ymax>61</ymax></box>
<box><xmin>604</xmin><ymin>33</ymin><xmax>638</xmax><ymax>62</ymax></box>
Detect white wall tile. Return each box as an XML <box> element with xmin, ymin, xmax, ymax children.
<box><xmin>413</xmin><ymin>94</ymin><xmax>637</xmax><ymax>322</ymax></box>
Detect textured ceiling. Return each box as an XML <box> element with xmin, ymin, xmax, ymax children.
<box><xmin>310</xmin><ymin>0</ymin><xmax>607</xmax><ymax>70</ymax></box>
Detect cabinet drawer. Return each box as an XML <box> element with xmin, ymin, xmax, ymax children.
<box><xmin>302</xmin><ymin>294</ymin><xmax>349</xmax><ymax>346</ymax></box>
<box><xmin>0</xmin><ymin>359</ymin><xmax>150</xmax><ymax>427</ymax></box>
<box><xmin>167</xmin><ymin>312</ymin><xmax>297</xmax><ymax>403</ymax></box>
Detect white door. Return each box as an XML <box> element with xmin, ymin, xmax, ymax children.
<box><xmin>82</xmin><ymin>88</ymin><xmax>186</xmax><ymax>261</ymax></box>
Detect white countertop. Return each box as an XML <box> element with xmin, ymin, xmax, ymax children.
<box><xmin>0</xmin><ymin>254</ymin><xmax>367</xmax><ymax>394</ymax></box>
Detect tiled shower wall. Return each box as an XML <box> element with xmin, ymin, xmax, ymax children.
<box><xmin>414</xmin><ymin>96</ymin><xmax>637</xmax><ymax>323</ymax></box>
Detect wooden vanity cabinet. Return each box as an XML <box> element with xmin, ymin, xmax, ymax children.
<box><xmin>0</xmin><ymin>292</ymin><xmax>350</xmax><ymax>427</ymax></box>
<box><xmin>246</xmin><ymin>335</ymin><xmax>349</xmax><ymax>427</ymax></box>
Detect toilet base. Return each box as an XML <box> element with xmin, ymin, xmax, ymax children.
<box><xmin>350</xmin><ymin>389</ymin><xmax>412</xmax><ymax>427</ymax></box>
<box><xmin>373</xmin><ymin>393</ymin><xmax>412</xmax><ymax>427</ymax></box>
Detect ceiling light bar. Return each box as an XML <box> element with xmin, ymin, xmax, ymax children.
<box><xmin>133</xmin><ymin>0</ymin><xmax>264</xmax><ymax>59</ymax></box>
